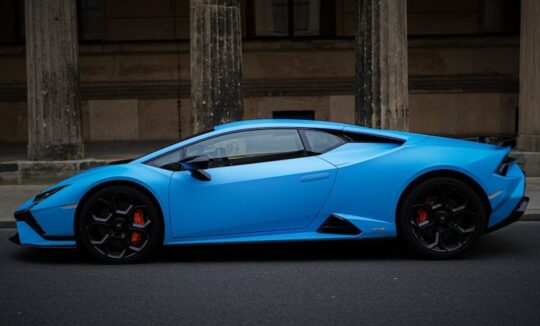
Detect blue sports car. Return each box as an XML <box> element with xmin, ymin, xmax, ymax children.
<box><xmin>10</xmin><ymin>120</ymin><xmax>528</xmax><ymax>263</ymax></box>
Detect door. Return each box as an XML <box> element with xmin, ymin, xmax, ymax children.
<box><xmin>168</xmin><ymin>129</ymin><xmax>337</xmax><ymax>239</ymax></box>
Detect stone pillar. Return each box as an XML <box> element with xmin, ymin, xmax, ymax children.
<box><xmin>517</xmin><ymin>0</ymin><xmax>540</xmax><ymax>151</ymax></box>
<box><xmin>25</xmin><ymin>0</ymin><xmax>84</xmax><ymax>160</ymax></box>
<box><xmin>190</xmin><ymin>0</ymin><xmax>243</xmax><ymax>133</ymax></box>
<box><xmin>355</xmin><ymin>0</ymin><xmax>408</xmax><ymax>131</ymax></box>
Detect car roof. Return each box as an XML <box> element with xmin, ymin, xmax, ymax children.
<box><xmin>214</xmin><ymin>119</ymin><xmax>413</xmax><ymax>141</ymax></box>
<box><xmin>214</xmin><ymin>119</ymin><xmax>348</xmax><ymax>131</ymax></box>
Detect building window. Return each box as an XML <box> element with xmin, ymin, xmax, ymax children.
<box><xmin>0</xmin><ymin>0</ymin><xmax>23</xmax><ymax>45</ymax></box>
<box><xmin>407</xmin><ymin>0</ymin><xmax>520</xmax><ymax>36</ymax></box>
<box><xmin>481</xmin><ymin>0</ymin><xmax>520</xmax><ymax>34</ymax></box>
<box><xmin>273</xmin><ymin>111</ymin><xmax>315</xmax><ymax>120</ymax></box>
<box><xmin>247</xmin><ymin>0</ymin><xmax>335</xmax><ymax>38</ymax></box>
<box><xmin>77</xmin><ymin>0</ymin><xmax>190</xmax><ymax>42</ymax></box>
<box><xmin>293</xmin><ymin>0</ymin><xmax>320</xmax><ymax>36</ymax></box>
<box><xmin>78</xmin><ymin>0</ymin><xmax>106</xmax><ymax>41</ymax></box>
<box><xmin>253</xmin><ymin>0</ymin><xmax>289</xmax><ymax>36</ymax></box>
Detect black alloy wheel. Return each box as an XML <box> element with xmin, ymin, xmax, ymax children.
<box><xmin>78</xmin><ymin>186</ymin><xmax>162</xmax><ymax>263</ymax></box>
<box><xmin>399</xmin><ymin>177</ymin><xmax>486</xmax><ymax>259</ymax></box>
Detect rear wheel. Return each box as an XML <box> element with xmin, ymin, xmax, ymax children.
<box><xmin>398</xmin><ymin>177</ymin><xmax>486</xmax><ymax>259</ymax></box>
<box><xmin>78</xmin><ymin>186</ymin><xmax>163</xmax><ymax>263</ymax></box>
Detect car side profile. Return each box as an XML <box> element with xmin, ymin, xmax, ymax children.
<box><xmin>10</xmin><ymin>119</ymin><xmax>528</xmax><ymax>263</ymax></box>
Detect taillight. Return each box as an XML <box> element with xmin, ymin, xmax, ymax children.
<box><xmin>496</xmin><ymin>156</ymin><xmax>516</xmax><ymax>176</ymax></box>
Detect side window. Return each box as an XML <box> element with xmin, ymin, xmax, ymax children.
<box><xmin>303</xmin><ymin>130</ymin><xmax>345</xmax><ymax>154</ymax></box>
<box><xmin>147</xmin><ymin>149</ymin><xmax>185</xmax><ymax>169</ymax></box>
<box><xmin>186</xmin><ymin>129</ymin><xmax>305</xmax><ymax>168</ymax></box>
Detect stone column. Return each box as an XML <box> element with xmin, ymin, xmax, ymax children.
<box><xmin>517</xmin><ymin>0</ymin><xmax>540</xmax><ymax>151</ymax></box>
<box><xmin>190</xmin><ymin>0</ymin><xmax>243</xmax><ymax>133</ymax></box>
<box><xmin>25</xmin><ymin>0</ymin><xmax>84</xmax><ymax>160</ymax></box>
<box><xmin>355</xmin><ymin>0</ymin><xmax>408</xmax><ymax>131</ymax></box>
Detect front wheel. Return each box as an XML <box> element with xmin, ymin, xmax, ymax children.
<box><xmin>398</xmin><ymin>177</ymin><xmax>486</xmax><ymax>259</ymax></box>
<box><xmin>78</xmin><ymin>186</ymin><xmax>163</xmax><ymax>263</ymax></box>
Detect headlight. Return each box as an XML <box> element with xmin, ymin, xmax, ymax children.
<box><xmin>33</xmin><ymin>185</ymin><xmax>68</xmax><ymax>203</ymax></box>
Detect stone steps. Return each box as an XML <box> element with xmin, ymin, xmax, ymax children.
<box><xmin>0</xmin><ymin>159</ymin><xmax>114</xmax><ymax>185</ymax></box>
<box><xmin>0</xmin><ymin>140</ymin><xmax>170</xmax><ymax>184</ymax></box>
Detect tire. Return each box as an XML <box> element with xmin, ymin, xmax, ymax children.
<box><xmin>398</xmin><ymin>177</ymin><xmax>486</xmax><ymax>259</ymax></box>
<box><xmin>78</xmin><ymin>186</ymin><xmax>163</xmax><ymax>263</ymax></box>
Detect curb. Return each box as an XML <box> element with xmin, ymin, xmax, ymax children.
<box><xmin>522</xmin><ymin>214</ymin><xmax>540</xmax><ymax>221</ymax></box>
<box><xmin>0</xmin><ymin>221</ymin><xmax>15</xmax><ymax>228</ymax></box>
<box><xmin>1</xmin><ymin>215</ymin><xmax>540</xmax><ymax>229</ymax></box>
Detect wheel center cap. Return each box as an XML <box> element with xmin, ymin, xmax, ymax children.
<box><xmin>113</xmin><ymin>218</ymin><xmax>125</xmax><ymax>230</ymax></box>
<box><xmin>435</xmin><ymin>211</ymin><xmax>449</xmax><ymax>223</ymax></box>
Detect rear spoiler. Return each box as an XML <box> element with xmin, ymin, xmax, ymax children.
<box><xmin>461</xmin><ymin>136</ymin><xmax>517</xmax><ymax>148</ymax></box>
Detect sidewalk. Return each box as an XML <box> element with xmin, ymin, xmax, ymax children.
<box><xmin>526</xmin><ymin>177</ymin><xmax>540</xmax><ymax>218</ymax></box>
<box><xmin>1</xmin><ymin>178</ymin><xmax>539</xmax><ymax>228</ymax></box>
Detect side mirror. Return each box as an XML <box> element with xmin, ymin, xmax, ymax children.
<box><xmin>180</xmin><ymin>155</ymin><xmax>212</xmax><ymax>181</ymax></box>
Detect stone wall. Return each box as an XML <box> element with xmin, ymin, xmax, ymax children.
<box><xmin>0</xmin><ymin>0</ymin><xmax>520</xmax><ymax>143</ymax></box>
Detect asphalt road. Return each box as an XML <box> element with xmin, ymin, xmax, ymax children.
<box><xmin>1</xmin><ymin>223</ymin><xmax>540</xmax><ymax>326</ymax></box>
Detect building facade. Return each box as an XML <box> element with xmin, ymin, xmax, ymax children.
<box><xmin>0</xmin><ymin>0</ymin><xmax>530</xmax><ymax>148</ymax></box>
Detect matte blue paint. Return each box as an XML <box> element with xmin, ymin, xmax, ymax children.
<box><xmin>31</xmin><ymin>206</ymin><xmax>77</xmax><ymax>236</ymax></box>
<box><xmin>169</xmin><ymin>156</ymin><xmax>337</xmax><ymax>238</ymax></box>
<box><xmin>13</xmin><ymin>119</ymin><xmax>526</xmax><ymax>248</ymax></box>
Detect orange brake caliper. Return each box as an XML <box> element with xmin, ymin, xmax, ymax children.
<box><xmin>131</xmin><ymin>209</ymin><xmax>145</xmax><ymax>245</ymax></box>
<box><xmin>416</xmin><ymin>197</ymin><xmax>435</xmax><ymax>223</ymax></box>
<box><xmin>416</xmin><ymin>208</ymin><xmax>428</xmax><ymax>223</ymax></box>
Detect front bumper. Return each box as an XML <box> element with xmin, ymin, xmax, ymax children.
<box><xmin>9</xmin><ymin>233</ymin><xmax>21</xmax><ymax>245</ymax></box>
<box><xmin>10</xmin><ymin>208</ymin><xmax>76</xmax><ymax>247</ymax></box>
<box><xmin>487</xmin><ymin>196</ymin><xmax>529</xmax><ymax>233</ymax></box>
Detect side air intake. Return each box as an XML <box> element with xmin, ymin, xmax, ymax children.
<box><xmin>317</xmin><ymin>215</ymin><xmax>361</xmax><ymax>235</ymax></box>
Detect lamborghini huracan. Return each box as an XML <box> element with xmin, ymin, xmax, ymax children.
<box><xmin>10</xmin><ymin>120</ymin><xmax>528</xmax><ymax>263</ymax></box>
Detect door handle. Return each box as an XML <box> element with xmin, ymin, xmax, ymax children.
<box><xmin>300</xmin><ymin>172</ymin><xmax>330</xmax><ymax>182</ymax></box>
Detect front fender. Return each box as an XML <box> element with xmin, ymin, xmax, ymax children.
<box><xmin>17</xmin><ymin>163</ymin><xmax>173</xmax><ymax>238</ymax></box>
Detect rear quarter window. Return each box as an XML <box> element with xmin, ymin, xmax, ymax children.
<box><xmin>303</xmin><ymin>130</ymin><xmax>345</xmax><ymax>154</ymax></box>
